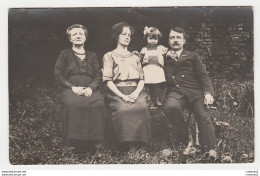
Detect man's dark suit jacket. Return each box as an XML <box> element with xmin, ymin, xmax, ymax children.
<box><xmin>164</xmin><ymin>49</ymin><xmax>214</xmax><ymax>103</ymax></box>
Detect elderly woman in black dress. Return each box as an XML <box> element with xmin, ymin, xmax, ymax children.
<box><xmin>55</xmin><ymin>24</ymin><xmax>106</xmax><ymax>149</ymax></box>
<box><xmin>103</xmin><ymin>22</ymin><xmax>151</xmax><ymax>149</ymax></box>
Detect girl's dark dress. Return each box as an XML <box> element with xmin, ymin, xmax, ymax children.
<box><xmin>55</xmin><ymin>48</ymin><xmax>106</xmax><ymax>144</ymax></box>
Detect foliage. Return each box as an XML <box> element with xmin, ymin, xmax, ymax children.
<box><xmin>9</xmin><ymin>8</ymin><xmax>253</xmax><ymax>80</ymax></box>
<box><xmin>9</xmin><ymin>78</ymin><xmax>254</xmax><ymax>164</ymax></box>
<box><xmin>212</xmin><ymin>78</ymin><xmax>254</xmax><ymax>117</ymax></box>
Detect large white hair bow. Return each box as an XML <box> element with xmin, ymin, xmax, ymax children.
<box><xmin>143</xmin><ymin>26</ymin><xmax>152</xmax><ymax>35</ymax></box>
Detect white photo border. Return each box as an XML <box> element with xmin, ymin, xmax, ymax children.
<box><xmin>1</xmin><ymin>0</ymin><xmax>259</xmax><ymax>173</ymax></box>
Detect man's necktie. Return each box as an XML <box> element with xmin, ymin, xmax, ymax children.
<box><xmin>173</xmin><ymin>51</ymin><xmax>178</xmax><ymax>61</ymax></box>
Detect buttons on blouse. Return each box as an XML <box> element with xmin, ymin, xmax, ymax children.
<box><xmin>181</xmin><ymin>75</ymin><xmax>184</xmax><ymax>77</ymax></box>
<box><xmin>176</xmin><ymin>85</ymin><xmax>180</xmax><ymax>87</ymax></box>
<box><xmin>172</xmin><ymin>76</ymin><xmax>175</xmax><ymax>78</ymax></box>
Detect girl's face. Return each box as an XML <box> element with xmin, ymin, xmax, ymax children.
<box><xmin>118</xmin><ymin>27</ymin><xmax>131</xmax><ymax>46</ymax></box>
<box><xmin>69</xmin><ymin>28</ymin><xmax>86</xmax><ymax>45</ymax></box>
<box><xmin>147</xmin><ymin>36</ymin><xmax>158</xmax><ymax>46</ymax></box>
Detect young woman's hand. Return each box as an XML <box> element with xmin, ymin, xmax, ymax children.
<box><xmin>129</xmin><ymin>91</ymin><xmax>140</xmax><ymax>101</ymax></box>
<box><xmin>121</xmin><ymin>95</ymin><xmax>135</xmax><ymax>104</ymax></box>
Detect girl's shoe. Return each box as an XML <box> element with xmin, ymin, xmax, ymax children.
<box><xmin>155</xmin><ymin>96</ymin><xmax>163</xmax><ymax>107</ymax></box>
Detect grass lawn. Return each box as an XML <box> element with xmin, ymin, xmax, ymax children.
<box><xmin>9</xmin><ymin>78</ymin><xmax>254</xmax><ymax>164</ymax></box>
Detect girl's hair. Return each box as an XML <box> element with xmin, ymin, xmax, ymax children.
<box><xmin>143</xmin><ymin>27</ymin><xmax>162</xmax><ymax>41</ymax></box>
<box><xmin>110</xmin><ymin>22</ymin><xmax>135</xmax><ymax>43</ymax></box>
<box><xmin>66</xmin><ymin>24</ymin><xmax>88</xmax><ymax>39</ymax></box>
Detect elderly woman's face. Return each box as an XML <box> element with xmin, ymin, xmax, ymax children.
<box><xmin>69</xmin><ymin>28</ymin><xmax>86</xmax><ymax>45</ymax></box>
<box><xmin>118</xmin><ymin>27</ymin><xmax>131</xmax><ymax>46</ymax></box>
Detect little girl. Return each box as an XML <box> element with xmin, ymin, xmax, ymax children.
<box><xmin>140</xmin><ymin>26</ymin><xmax>168</xmax><ymax>107</ymax></box>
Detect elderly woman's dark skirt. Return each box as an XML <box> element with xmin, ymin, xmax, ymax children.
<box><xmin>60</xmin><ymin>76</ymin><xmax>106</xmax><ymax>145</ymax></box>
<box><xmin>106</xmin><ymin>86</ymin><xmax>151</xmax><ymax>144</ymax></box>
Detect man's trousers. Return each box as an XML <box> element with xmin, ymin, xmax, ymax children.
<box><xmin>164</xmin><ymin>95</ymin><xmax>216</xmax><ymax>150</ymax></box>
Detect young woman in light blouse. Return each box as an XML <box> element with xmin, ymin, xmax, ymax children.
<box><xmin>102</xmin><ymin>22</ymin><xmax>151</xmax><ymax>149</ymax></box>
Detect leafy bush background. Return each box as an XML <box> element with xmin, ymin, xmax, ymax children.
<box><xmin>9</xmin><ymin>7</ymin><xmax>254</xmax><ymax>164</ymax></box>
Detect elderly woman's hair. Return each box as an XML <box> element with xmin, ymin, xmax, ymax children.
<box><xmin>144</xmin><ymin>27</ymin><xmax>163</xmax><ymax>41</ymax></box>
<box><xmin>169</xmin><ymin>26</ymin><xmax>186</xmax><ymax>39</ymax></box>
<box><xmin>110</xmin><ymin>22</ymin><xmax>135</xmax><ymax>43</ymax></box>
<box><xmin>66</xmin><ymin>24</ymin><xmax>89</xmax><ymax>39</ymax></box>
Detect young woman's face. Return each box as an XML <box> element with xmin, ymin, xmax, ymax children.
<box><xmin>147</xmin><ymin>36</ymin><xmax>158</xmax><ymax>46</ymax></box>
<box><xmin>118</xmin><ymin>27</ymin><xmax>131</xmax><ymax>46</ymax></box>
<box><xmin>69</xmin><ymin>28</ymin><xmax>86</xmax><ymax>45</ymax></box>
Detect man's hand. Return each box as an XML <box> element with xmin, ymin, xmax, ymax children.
<box><xmin>84</xmin><ymin>87</ymin><xmax>93</xmax><ymax>97</ymax></box>
<box><xmin>204</xmin><ymin>93</ymin><xmax>214</xmax><ymax>106</ymax></box>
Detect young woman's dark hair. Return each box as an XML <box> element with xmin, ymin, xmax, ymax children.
<box><xmin>110</xmin><ymin>22</ymin><xmax>135</xmax><ymax>44</ymax></box>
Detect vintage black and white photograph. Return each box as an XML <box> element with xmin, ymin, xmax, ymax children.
<box><xmin>8</xmin><ymin>6</ymin><xmax>254</xmax><ymax>165</ymax></box>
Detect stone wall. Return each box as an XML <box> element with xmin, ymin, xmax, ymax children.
<box><xmin>185</xmin><ymin>18</ymin><xmax>253</xmax><ymax>80</ymax></box>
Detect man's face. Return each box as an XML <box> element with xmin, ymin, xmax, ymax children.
<box><xmin>168</xmin><ymin>30</ymin><xmax>186</xmax><ymax>51</ymax></box>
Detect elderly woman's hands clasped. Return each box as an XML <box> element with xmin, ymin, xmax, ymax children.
<box><xmin>72</xmin><ymin>86</ymin><xmax>93</xmax><ymax>96</ymax></box>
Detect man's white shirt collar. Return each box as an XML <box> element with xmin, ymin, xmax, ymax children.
<box><xmin>175</xmin><ymin>49</ymin><xmax>183</xmax><ymax>58</ymax></box>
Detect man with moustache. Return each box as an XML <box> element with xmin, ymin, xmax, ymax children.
<box><xmin>164</xmin><ymin>26</ymin><xmax>216</xmax><ymax>154</ymax></box>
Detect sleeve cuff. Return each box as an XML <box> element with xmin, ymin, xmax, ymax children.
<box><xmin>64</xmin><ymin>81</ymin><xmax>74</xmax><ymax>89</ymax></box>
<box><xmin>88</xmin><ymin>86</ymin><xmax>94</xmax><ymax>91</ymax></box>
<box><xmin>102</xmin><ymin>77</ymin><xmax>113</xmax><ymax>82</ymax></box>
<box><xmin>204</xmin><ymin>92</ymin><xmax>213</xmax><ymax>97</ymax></box>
